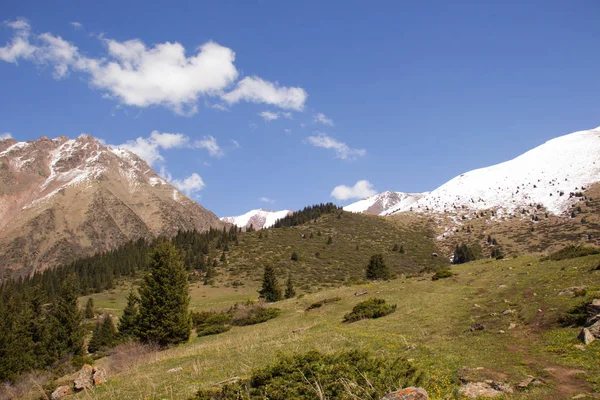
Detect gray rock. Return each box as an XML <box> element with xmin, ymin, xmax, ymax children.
<box><xmin>51</xmin><ymin>386</ymin><xmax>71</xmax><ymax>399</ymax></box>
<box><xmin>381</xmin><ymin>387</ymin><xmax>428</xmax><ymax>400</ymax></box>
<box><xmin>458</xmin><ymin>382</ymin><xmax>506</xmax><ymax>398</ymax></box>
<box><xmin>92</xmin><ymin>366</ymin><xmax>107</xmax><ymax>385</ymax></box>
<box><xmin>578</xmin><ymin>328</ymin><xmax>595</xmax><ymax>345</ymax></box>
<box><xmin>558</xmin><ymin>286</ymin><xmax>586</xmax><ymax>297</ymax></box>
<box><xmin>74</xmin><ymin>364</ymin><xmax>93</xmax><ymax>391</ymax></box>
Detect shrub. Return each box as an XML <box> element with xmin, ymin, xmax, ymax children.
<box><xmin>432</xmin><ymin>269</ymin><xmax>453</xmax><ymax>281</ymax></box>
<box><xmin>230</xmin><ymin>304</ymin><xmax>280</xmax><ymax>326</ymax></box>
<box><xmin>191</xmin><ymin>349</ymin><xmax>424</xmax><ymax>400</ymax></box>
<box><xmin>305</xmin><ymin>297</ymin><xmax>341</xmax><ymax>311</ymax></box>
<box><xmin>192</xmin><ymin>311</ymin><xmax>233</xmax><ymax>337</ymax></box>
<box><xmin>541</xmin><ymin>245</ymin><xmax>600</xmax><ymax>261</ymax></box>
<box><xmin>343</xmin><ymin>298</ymin><xmax>396</xmax><ymax>323</ymax></box>
<box><xmin>197</xmin><ymin>324</ymin><xmax>231</xmax><ymax>337</ymax></box>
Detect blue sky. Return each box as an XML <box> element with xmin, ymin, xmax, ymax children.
<box><xmin>1</xmin><ymin>1</ymin><xmax>600</xmax><ymax>217</ymax></box>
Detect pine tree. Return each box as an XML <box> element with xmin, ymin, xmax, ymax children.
<box><xmin>365</xmin><ymin>254</ymin><xmax>390</xmax><ymax>281</ymax></box>
<box><xmin>48</xmin><ymin>276</ymin><xmax>84</xmax><ymax>358</ymax></box>
<box><xmin>399</xmin><ymin>245</ymin><xmax>405</xmax><ymax>254</ymax></box>
<box><xmin>284</xmin><ymin>276</ymin><xmax>296</xmax><ymax>299</ymax></box>
<box><xmin>85</xmin><ymin>297</ymin><xmax>95</xmax><ymax>319</ymax></box>
<box><xmin>327</xmin><ymin>236</ymin><xmax>333</xmax><ymax>245</ymax></box>
<box><xmin>258</xmin><ymin>266</ymin><xmax>282</xmax><ymax>302</ymax></box>
<box><xmin>204</xmin><ymin>264</ymin><xmax>215</xmax><ymax>285</ymax></box>
<box><xmin>88</xmin><ymin>314</ymin><xmax>117</xmax><ymax>353</ymax></box>
<box><xmin>136</xmin><ymin>241</ymin><xmax>191</xmax><ymax>346</ymax></box>
<box><xmin>392</xmin><ymin>244</ymin><xmax>399</xmax><ymax>252</ymax></box>
<box><xmin>452</xmin><ymin>244</ymin><xmax>476</xmax><ymax>264</ymax></box>
<box><xmin>291</xmin><ymin>251</ymin><xmax>299</xmax><ymax>261</ymax></box>
<box><xmin>118</xmin><ymin>290</ymin><xmax>139</xmax><ymax>339</ymax></box>
<box><xmin>88</xmin><ymin>321</ymin><xmax>103</xmax><ymax>353</ymax></box>
<box><xmin>220</xmin><ymin>251</ymin><xmax>226</xmax><ymax>262</ymax></box>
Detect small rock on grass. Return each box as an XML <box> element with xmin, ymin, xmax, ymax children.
<box><xmin>381</xmin><ymin>387</ymin><xmax>429</xmax><ymax>400</ymax></box>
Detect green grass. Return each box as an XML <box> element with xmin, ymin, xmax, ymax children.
<box><xmin>64</xmin><ymin>252</ymin><xmax>600</xmax><ymax>400</ymax></box>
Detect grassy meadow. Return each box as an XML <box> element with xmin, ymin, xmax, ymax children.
<box><xmin>66</xmin><ymin>252</ymin><xmax>600</xmax><ymax>400</ymax></box>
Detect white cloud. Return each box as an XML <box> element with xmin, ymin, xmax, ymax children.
<box><xmin>259</xmin><ymin>197</ymin><xmax>275</xmax><ymax>204</ymax></box>
<box><xmin>0</xmin><ymin>19</ymin><xmax>36</xmax><ymax>63</ymax></box>
<box><xmin>149</xmin><ymin>131</ymin><xmax>188</xmax><ymax>149</ymax></box>
<box><xmin>258</xmin><ymin>110</ymin><xmax>293</xmax><ymax>122</ymax></box>
<box><xmin>0</xmin><ymin>132</ymin><xmax>13</xmax><ymax>140</ymax></box>
<box><xmin>194</xmin><ymin>135</ymin><xmax>223</xmax><ymax>158</ymax></box>
<box><xmin>259</xmin><ymin>111</ymin><xmax>279</xmax><ymax>121</ymax></box>
<box><xmin>70</xmin><ymin>22</ymin><xmax>83</xmax><ymax>29</ymax></box>
<box><xmin>331</xmin><ymin>180</ymin><xmax>376</xmax><ymax>201</ymax></box>
<box><xmin>284</xmin><ymin>128</ymin><xmax>292</xmax><ymax>135</ymax></box>
<box><xmin>210</xmin><ymin>103</ymin><xmax>229</xmax><ymax>111</ymax></box>
<box><xmin>172</xmin><ymin>173</ymin><xmax>205</xmax><ymax>196</ymax></box>
<box><xmin>0</xmin><ymin>21</ymin><xmax>307</xmax><ymax>115</ymax></box>
<box><xmin>314</xmin><ymin>112</ymin><xmax>333</xmax><ymax>126</ymax></box>
<box><xmin>118</xmin><ymin>130</ymin><xmax>189</xmax><ymax>166</ymax></box>
<box><xmin>306</xmin><ymin>132</ymin><xmax>366</xmax><ymax>160</ymax></box>
<box><xmin>231</xmin><ymin>139</ymin><xmax>240</xmax><ymax>148</ymax></box>
<box><xmin>222</xmin><ymin>76</ymin><xmax>307</xmax><ymax>111</ymax></box>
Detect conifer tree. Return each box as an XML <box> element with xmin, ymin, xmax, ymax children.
<box><xmin>136</xmin><ymin>241</ymin><xmax>191</xmax><ymax>346</ymax></box>
<box><xmin>284</xmin><ymin>276</ymin><xmax>296</xmax><ymax>299</ymax></box>
<box><xmin>365</xmin><ymin>254</ymin><xmax>390</xmax><ymax>281</ymax></box>
<box><xmin>327</xmin><ymin>236</ymin><xmax>333</xmax><ymax>245</ymax></box>
<box><xmin>291</xmin><ymin>251</ymin><xmax>299</xmax><ymax>261</ymax></box>
<box><xmin>220</xmin><ymin>251</ymin><xmax>226</xmax><ymax>262</ymax></box>
<box><xmin>48</xmin><ymin>276</ymin><xmax>84</xmax><ymax>358</ymax></box>
<box><xmin>204</xmin><ymin>264</ymin><xmax>215</xmax><ymax>285</ymax></box>
<box><xmin>88</xmin><ymin>314</ymin><xmax>117</xmax><ymax>353</ymax></box>
<box><xmin>85</xmin><ymin>297</ymin><xmax>95</xmax><ymax>319</ymax></box>
<box><xmin>258</xmin><ymin>266</ymin><xmax>282</xmax><ymax>302</ymax></box>
<box><xmin>399</xmin><ymin>245</ymin><xmax>405</xmax><ymax>254</ymax></box>
<box><xmin>118</xmin><ymin>290</ymin><xmax>139</xmax><ymax>339</ymax></box>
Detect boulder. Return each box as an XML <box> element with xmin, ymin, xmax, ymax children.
<box><xmin>458</xmin><ymin>382</ymin><xmax>511</xmax><ymax>398</ymax></box>
<box><xmin>74</xmin><ymin>364</ymin><xmax>93</xmax><ymax>391</ymax></box>
<box><xmin>51</xmin><ymin>386</ymin><xmax>71</xmax><ymax>399</ymax></box>
<box><xmin>469</xmin><ymin>323</ymin><xmax>485</xmax><ymax>332</ymax></box>
<box><xmin>585</xmin><ymin>299</ymin><xmax>600</xmax><ymax>326</ymax></box>
<box><xmin>517</xmin><ymin>375</ymin><xmax>544</xmax><ymax>390</ymax></box>
<box><xmin>92</xmin><ymin>366</ymin><xmax>107</xmax><ymax>385</ymax></box>
<box><xmin>167</xmin><ymin>367</ymin><xmax>183</xmax><ymax>373</ymax></box>
<box><xmin>578</xmin><ymin>328</ymin><xmax>595</xmax><ymax>345</ymax></box>
<box><xmin>381</xmin><ymin>387</ymin><xmax>429</xmax><ymax>400</ymax></box>
<box><xmin>557</xmin><ymin>286</ymin><xmax>586</xmax><ymax>297</ymax></box>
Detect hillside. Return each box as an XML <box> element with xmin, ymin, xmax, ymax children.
<box><xmin>54</xmin><ymin>253</ymin><xmax>600</xmax><ymax>400</ymax></box>
<box><xmin>214</xmin><ymin>211</ymin><xmax>447</xmax><ymax>291</ymax></box>
<box><xmin>0</xmin><ymin>135</ymin><xmax>224</xmax><ymax>279</ymax></box>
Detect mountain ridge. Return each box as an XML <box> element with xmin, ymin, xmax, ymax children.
<box><xmin>0</xmin><ymin>134</ymin><xmax>225</xmax><ymax>278</ymax></box>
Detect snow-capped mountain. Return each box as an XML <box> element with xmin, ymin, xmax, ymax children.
<box><xmin>382</xmin><ymin>126</ymin><xmax>600</xmax><ymax>216</ymax></box>
<box><xmin>344</xmin><ymin>191</ymin><xmax>425</xmax><ymax>215</ymax></box>
<box><xmin>221</xmin><ymin>209</ymin><xmax>292</xmax><ymax>230</ymax></box>
<box><xmin>0</xmin><ymin>134</ymin><xmax>224</xmax><ymax>278</ymax></box>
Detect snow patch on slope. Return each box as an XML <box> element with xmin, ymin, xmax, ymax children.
<box><xmin>344</xmin><ymin>191</ymin><xmax>425</xmax><ymax>215</ymax></box>
<box><xmin>221</xmin><ymin>209</ymin><xmax>292</xmax><ymax>230</ymax></box>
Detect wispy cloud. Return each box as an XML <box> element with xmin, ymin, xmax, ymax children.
<box><xmin>331</xmin><ymin>180</ymin><xmax>376</xmax><ymax>201</ymax></box>
<box><xmin>0</xmin><ymin>132</ymin><xmax>13</xmax><ymax>140</ymax></box>
<box><xmin>259</xmin><ymin>111</ymin><xmax>280</xmax><ymax>121</ymax></box>
<box><xmin>314</xmin><ymin>112</ymin><xmax>333</xmax><ymax>126</ymax></box>
<box><xmin>231</xmin><ymin>139</ymin><xmax>240</xmax><ymax>148</ymax></box>
<box><xmin>222</xmin><ymin>76</ymin><xmax>307</xmax><ymax>111</ymax></box>
<box><xmin>194</xmin><ymin>135</ymin><xmax>223</xmax><ymax>158</ymax></box>
<box><xmin>306</xmin><ymin>132</ymin><xmax>366</xmax><ymax>160</ymax></box>
<box><xmin>70</xmin><ymin>22</ymin><xmax>83</xmax><ymax>29</ymax></box>
<box><xmin>259</xmin><ymin>197</ymin><xmax>275</xmax><ymax>204</ymax></box>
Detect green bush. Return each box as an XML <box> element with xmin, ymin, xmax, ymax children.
<box><xmin>305</xmin><ymin>297</ymin><xmax>341</xmax><ymax>311</ymax></box>
<box><xmin>432</xmin><ymin>269</ymin><xmax>453</xmax><ymax>281</ymax></box>
<box><xmin>541</xmin><ymin>245</ymin><xmax>600</xmax><ymax>261</ymax></box>
<box><xmin>343</xmin><ymin>298</ymin><xmax>396</xmax><ymax>323</ymax></box>
<box><xmin>191</xmin><ymin>349</ymin><xmax>424</xmax><ymax>400</ymax></box>
<box><xmin>231</xmin><ymin>305</ymin><xmax>280</xmax><ymax>326</ymax></box>
<box><xmin>197</xmin><ymin>325</ymin><xmax>231</xmax><ymax>337</ymax></box>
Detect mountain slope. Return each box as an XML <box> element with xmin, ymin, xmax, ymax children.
<box><xmin>383</xmin><ymin>126</ymin><xmax>600</xmax><ymax>216</ymax></box>
<box><xmin>0</xmin><ymin>135</ymin><xmax>224</xmax><ymax>278</ymax></box>
<box><xmin>344</xmin><ymin>191</ymin><xmax>425</xmax><ymax>215</ymax></box>
<box><xmin>221</xmin><ymin>209</ymin><xmax>292</xmax><ymax>230</ymax></box>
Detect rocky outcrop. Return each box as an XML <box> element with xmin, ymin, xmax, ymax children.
<box><xmin>458</xmin><ymin>381</ymin><xmax>513</xmax><ymax>398</ymax></box>
<box><xmin>381</xmin><ymin>387</ymin><xmax>428</xmax><ymax>400</ymax></box>
<box><xmin>51</xmin><ymin>385</ymin><xmax>71</xmax><ymax>399</ymax></box>
<box><xmin>73</xmin><ymin>364</ymin><xmax>93</xmax><ymax>391</ymax></box>
<box><xmin>92</xmin><ymin>366</ymin><xmax>107</xmax><ymax>385</ymax></box>
<box><xmin>579</xmin><ymin>299</ymin><xmax>600</xmax><ymax>345</ymax></box>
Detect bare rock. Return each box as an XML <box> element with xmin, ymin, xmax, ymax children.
<box><xmin>502</xmin><ymin>309</ymin><xmax>516</xmax><ymax>315</ymax></box>
<box><xmin>92</xmin><ymin>366</ymin><xmax>107</xmax><ymax>385</ymax></box>
<box><xmin>558</xmin><ymin>286</ymin><xmax>586</xmax><ymax>297</ymax></box>
<box><xmin>458</xmin><ymin>382</ymin><xmax>507</xmax><ymax>398</ymax></box>
<box><xmin>517</xmin><ymin>375</ymin><xmax>545</xmax><ymax>390</ymax></box>
<box><xmin>51</xmin><ymin>386</ymin><xmax>71</xmax><ymax>399</ymax></box>
<box><xmin>468</xmin><ymin>323</ymin><xmax>485</xmax><ymax>332</ymax></box>
<box><xmin>167</xmin><ymin>367</ymin><xmax>183</xmax><ymax>373</ymax></box>
<box><xmin>381</xmin><ymin>387</ymin><xmax>429</xmax><ymax>400</ymax></box>
<box><xmin>74</xmin><ymin>364</ymin><xmax>93</xmax><ymax>391</ymax></box>
<box><xmin>354</xmin><ymin>290</ymin><xmax>368</xmax><ymax>296</ymax></box>
<box><xmin>578</xmin><ymin>328</ymin><xmax>595</xmax><ymax>345</ymax></box>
